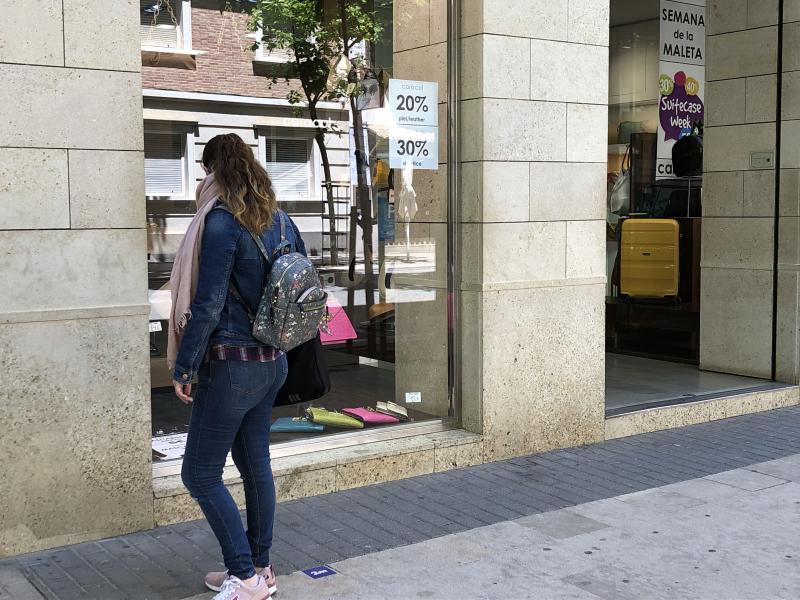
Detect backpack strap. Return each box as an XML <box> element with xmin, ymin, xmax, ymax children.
<box><xmin>274</xmin><ymin>210</ymin><xmax>293</xmax><ymax>257</ymax></box>
<box><xmin>228</xmin><ymin>282</ymin><xmax>256</xmax><ymax>322</ymax></box>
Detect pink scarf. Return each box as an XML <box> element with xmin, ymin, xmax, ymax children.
<box><xmin>167</xmin><ymin>174</ymin><xmax>223</xmax><ymax>369</ymax></box>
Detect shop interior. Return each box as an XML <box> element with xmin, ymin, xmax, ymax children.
<box><xmin>604</xmin><ymin>0</ymin><xmax>779</xmax><ymax>415</ymax></box>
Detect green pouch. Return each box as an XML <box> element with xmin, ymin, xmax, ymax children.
<box><xmin>306</xmin><ymin>407</ymin><xmax>364</xmax><ymax>429</ymax></box>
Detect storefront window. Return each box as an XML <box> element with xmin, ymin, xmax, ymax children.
<box><xmin>145</xmin><ymin>0</ymin><xmax>453</xmax><ymax>463</ymax></box>
<box><xmin>605</xmin><ymin>0</ymin><xmax>784</xmax><ymax>414</ymax></box>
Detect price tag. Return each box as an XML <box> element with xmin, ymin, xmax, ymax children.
<box><xmin>389</xmin><ymin>79</ymin><xmax>438</xmax><ymax>127</ymax></box>
<box><xmin>405</xmin><ymin>391</ymin><xmax>422</xmax><ymax>404</ymax></box>
<box><xmin>389</xmin><ymin>125</ymin><xmax>438</xmax><ymax>171</ymax></box>
<box><xmin>149</xmin><ymin>321</ymin><xmax>163</xmax><ymax>333</ymax></box>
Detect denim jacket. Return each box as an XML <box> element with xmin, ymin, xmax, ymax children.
<box><xmin>173</xmin><ymin>203</ymin><xmax>306</xmax><ymax>383</ymax></box>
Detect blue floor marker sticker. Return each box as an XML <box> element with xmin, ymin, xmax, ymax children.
<box><xmin>303</xmin><ymin>566</ymin><xmax>337</xmax><ymax>579</ymax></box>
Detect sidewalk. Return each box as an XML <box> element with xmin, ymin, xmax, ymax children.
<box><xmin>266</xmin><ymin>454</ymin><xmax>800</xmax><ymax>600</ymax></box>
<box><xmin>2</xmin><ymin>406</ymin><xmax>799</xmax><ymax>600</ymax></box>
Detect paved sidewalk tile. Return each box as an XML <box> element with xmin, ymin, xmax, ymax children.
<box><xmin>516</xmin><ymin>510</ymin><xmax>610</xmax><ymax>539</ymax></box>
<box><xmin>705</xmin><ymin>468</ymin><xmax>790</xmax><ymax>491</ymax></box>
<box><xmin>2</xmin><ymin>405</ymin><xmax>799</xmax><ymax>600</ymax></box>
<box><xmin>749</xmin><ymin>455</ymin><xmax>800</xmax><ymax>481</ymax></box>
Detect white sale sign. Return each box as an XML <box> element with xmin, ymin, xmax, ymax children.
<box><xmin>389</xmin><ymin>125</ymin><xmax>438</xmax><ymax>170</ymax></box>
<box><xmin>388</xmin><ymin>79</ymin><xmax>438</xmax><ymax>127</ymax></box>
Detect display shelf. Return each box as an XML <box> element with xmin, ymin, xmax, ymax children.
<box><xmin>608</xmin><ymin>143</ymin><xmax>629</xmax><ymax>155</ymax></box>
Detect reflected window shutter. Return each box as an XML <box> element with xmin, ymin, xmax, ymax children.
<box><xmin>140</xmin><ymin>0</ymin><xmax>182</xmax><ymax>48</ymax></box>
<box><xmin>145</xmin><ymin>132</ymin><xmax>185</xmax><ymax>196</ymax></box>
<box><xmin>265</xmin><ymin>138</ymin><xmax>311</xmax><ymax>198</ymax></box>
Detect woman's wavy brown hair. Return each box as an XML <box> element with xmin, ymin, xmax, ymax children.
<box><xmin>202</xmin><ymin>133</ymin><xmax>278</xmax><ymax>233</ymax></box>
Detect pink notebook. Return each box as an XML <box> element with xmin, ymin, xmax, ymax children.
<box><xmin>342</xmin><ymin>407</ymin><xmax>400</xmax><ymax>425</ymax></box>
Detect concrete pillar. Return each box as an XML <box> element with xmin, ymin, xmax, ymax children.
<box><xmin>701</xmin><ymin>1</ymin><xmax>796</xmax><ymax>380</ymax></box>
<box><xmin>459</xmin><ymin>0</ymin><xmax>609</xmax><ymax>460</ymax></box>
<box><xmin>0</xmin><ymin>1</ymin><xmax>153</xmax><ymax>556</ymax></box>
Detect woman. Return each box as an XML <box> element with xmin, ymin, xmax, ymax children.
<box><xmin>169</xmin><ymin>133</ymin><xmax>305</xmax><ymax>600</ymax></box>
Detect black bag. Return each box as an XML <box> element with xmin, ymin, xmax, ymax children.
<box><xmin>672</xmin><ymin>123</ymin><xmax>703</xmax><ymax>177</ymax></box>
<box><xmin>275</xmin><ymin>333</ymin><xmax>331</xmax><ymax>407</ymax></box>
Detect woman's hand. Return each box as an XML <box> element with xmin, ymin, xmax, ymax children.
<box><xmin>174</xmin><ymin>381</ymin><xmax>193</xmax><ymax>404</ymax></box>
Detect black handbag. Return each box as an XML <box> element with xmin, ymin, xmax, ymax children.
<box><xmin>275</xmin><ymin>333</ymin><xmax>331</xmax><ymax>407</ymax></box>
<box><xmin>672</xmin><ymin>123</ymin><xmax>703</xmax><ymax>177</ymax></box>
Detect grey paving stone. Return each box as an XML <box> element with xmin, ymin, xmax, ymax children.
<box><xmin>76</xmin><ymin>584</ymin><xmax>126</xmax><ymax>600</ymax></box>
<box><xmin>749</xmin><ymin>455</ymin><xmax>800</xmax><ymax>482</ymax></box>
<box><xmin>616</xmin><ymin>488</ymin><xmax>708</xmax><ymax>512</ymax></box>
<box><xmin>516</xmin><ymin>510</ymin><xmax>610</xmax><ymax>539</ymax></box>
<box><xmin>562</xmin><ymin>565</ymin><xmax>693</xmax><ymax>600</ymax></box>
<box><xmin>704</xmin><ymin>468</ymin><xmax>790</xmax><ymax>491</ymax></box>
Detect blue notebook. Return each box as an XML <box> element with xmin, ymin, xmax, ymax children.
<box><xmin>270</xmin><ymin>417</ymin><xmax>324</xmax><ymax>433</ymax></box>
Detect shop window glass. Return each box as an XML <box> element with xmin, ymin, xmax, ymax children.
<box><xmin>605</xmin><ymin>0</ymin><xmax>778</xmax><ymax>415</ymax></box>
<box><xmin>145</xmin><ymin>0</ymin><xmax>456</xmax><ymax>468</ymax></box>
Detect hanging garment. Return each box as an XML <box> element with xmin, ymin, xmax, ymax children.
<box><xmin>326</xmin><ymin>53</ymin><xmax>352</xmax><ymax>93</ymax></box>
<box><xmin>395</xmin><ymin>165</ymin><xmax>417</xmax><ymax>222</ymax></box>
<box><xmin>608</xmin><ymin>145</ymin><xmax>630</xmax><ymax>216</ymax></box>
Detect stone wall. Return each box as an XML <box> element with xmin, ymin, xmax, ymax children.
<box><xmin>0</xmin><ymin>0</ymin><xmax>153</xmax><ymax>556</ymax></box>
<box><xmin>459</xmin><ymin>0</ymin><xmax>609</xmax><ymax>460</ymax></box>
<box><xmin>702</xmin><ymin>0</ymin><xmax>800</xmax><ymax>381</ymax></box>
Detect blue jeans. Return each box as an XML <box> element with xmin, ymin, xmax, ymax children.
<box><xmin>181</xmin><ymin>354</ymin><xmax>287</xmax><ymax>580</ymax></box>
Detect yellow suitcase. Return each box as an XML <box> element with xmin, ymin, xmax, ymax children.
<box><xmin>620</xmin><ymin>219</ymin><xmax>679</xmax><ymax>299</ymax></box>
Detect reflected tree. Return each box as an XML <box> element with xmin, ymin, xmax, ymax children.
<box><xmin>249</xmin><ymin>0</ymin><xmax>382</xmax><ymax>286</ymax></box>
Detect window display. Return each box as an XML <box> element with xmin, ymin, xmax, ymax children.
<box><xmin>606</xmin><ymin>0</ymin><xmax>706</xmax><ymax>361</ymax></box>
<box><xmin>144</xmin><ymin>0</ymin><xmax>453</xmax><ymax>462</ymax></box>
<box><xmin>605</xmin><ymin>0</ymin><xmax>779</xmax><ymax>414</ymax></box>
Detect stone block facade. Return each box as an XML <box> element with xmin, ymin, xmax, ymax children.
<box><xmin>458</xmin><ymin>0</ymin><xmax>609</xmax><ymax>461</ymax></box>
<box><xmin>702</xmin><ymin>1</ymin><xmax>800</xmax><ymax>381</ymax></box>
<box><xmin>0</xmin><ymin>0</ymin><xmax>153</xmax><ymax>557</ymax></box>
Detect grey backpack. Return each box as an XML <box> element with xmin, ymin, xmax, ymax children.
<box><xmin>225</xmin><ymin>207</ymin><xmax>327</xmax><ymax>352</ymax></box>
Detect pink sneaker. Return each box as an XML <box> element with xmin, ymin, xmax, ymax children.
<box><xmin>205</xmin><ymin>566</ymin><xmax>277</xmax><ymax>595</ymax></box>
<box><xmin>262</xmin><ymin>565</ymin><xmax>277</xmax><ymax>595</ymax></box>
<box><xmin>211</xmin><ymin>575</ymin><xmax>270</xmax><ymax>600</ymax></box>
